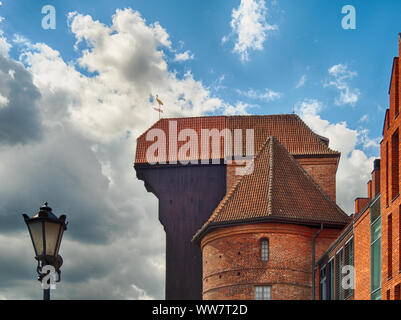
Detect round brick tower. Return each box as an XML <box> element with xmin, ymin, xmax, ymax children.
<box><xmin>192</xmin><ymin>137</ymin><xmax>350</xmax><ymax>300</ymax></box>
<box><xmin>201</xmin><ymin>223</ymin><xmax>340</xmax><ymax>300</ymax></box>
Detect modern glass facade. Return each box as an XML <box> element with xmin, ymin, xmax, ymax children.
<box><xmin>370</xmin><ymin>195</ymin><xmax>382</xmax><ymax>300</ymax></box>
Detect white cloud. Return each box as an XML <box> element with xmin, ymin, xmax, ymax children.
<box><xmin>224</xmin><ymin>101</ymin><xmax>251</xmax><ymax>115</ymax></box>
<box><xmin>295</xmin><ymin>99</ymin><xmax>377</xmax><ymax>213</ymax></box>
<box><xmin>359</xmin><ymin>114</ymin><xmax>368</xmax><ymax>123</ymax></box>
<box><xmin>236</xmin><ymin>87</ymin><xmax>282</xmax><ymax>102</ymax></box>
<box><xmin>295</xmin><ymin>74</ymin><xmax>307</xmax><ymax>88</ymax></box>
<box><xmin>223</xmin><ymin>0</ymin><xmax>277</xmax><ymax>62</ymax></box>
<box><xmin>325</xmin><ymin>64</ymin><xmax>360</xmax><ymax>106</ymax></box>
<box><xmin>18</xmin><ymin>9</ymin><xmax>247</xmax><ymax>143</ymax></box>
<box><xmin>174</xmin><ymin>50</ymin><xmax>194</xmax><ymax>62</ymax></box>
<box><xmin>0</xmin><ymin>35</ymin><xmax>10</xmax><ymax>57</ymax></box>
<box><xmin>0</xmin><ymin>93</ymin><xmax>8</xmax><ymax>108</ymax></box>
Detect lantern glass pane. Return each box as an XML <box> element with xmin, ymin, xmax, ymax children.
<box><xmin>54</xmin><ymin>227</ymin><xmax>65</xmax><ymax>257</ymax></box>
<box><xmin>45</xmin><ymin>221</ymin><xmax>61</xmax><ymax>257</ymax></box>
<box><xmin>29</xmin><ymin>221</ymin><xmax>43</xmax><ymax>257</ymax></box>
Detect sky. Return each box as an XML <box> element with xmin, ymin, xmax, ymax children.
<box><xmin>0</xmin><ymin>0</ymin><xmax>399</xmax><ymax>299</ymax></box>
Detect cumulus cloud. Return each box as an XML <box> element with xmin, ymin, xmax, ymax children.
<box><xmin>295</xmin><ymin>99</ymin><xmax>378</xmax><ymax>213</ymax></box>
<box><xmin>236</xmin><ymin>87</ymin><xmax>282</xmax><ymax>102</ymax></box>
<box><xmin>0</xmin><ymin>32</ymin><xmax>10</xmax><ymax>57</ymax></box>
<box><xmin>223</xmin><ymin>0</ymin><xmax>277</xmax><ymax>62</ymax></box>
<box><xmin>174</xmin><ymin>50</ymin><xmax>194</xmax><ymax>62</ymax></box>
<box><xmin>0</xmin><ymin>8</ymin><xmax>250</xmax><ymax>300</ymax></box>
<box><xmin>0</xmin><ymin>55</ymin><xmax>42</xmax><ymax>144</ymax></box>
<box><xmin>324</xmin><ymin>64</ymin><xmax>360</xmax><ymax>106</ymax></box>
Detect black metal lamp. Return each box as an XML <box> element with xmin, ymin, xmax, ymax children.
<box><xmin>22</xmin><ymin>202</ymin><xmax>68</xmax><ymax>300</ymax></box>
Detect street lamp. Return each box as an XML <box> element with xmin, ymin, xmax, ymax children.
<box><xmin>22</xmin><ymin>202</ymin><xmax>68</xmax><ymax>300</ymax></box>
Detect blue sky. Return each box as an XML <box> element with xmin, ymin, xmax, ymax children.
<box><xmin>0</xmin><ymin>0</ymin><xmax>400</xmax><ymax>299</ymax></box>
<box><xmin>1</xmin><ymin>0</ymin><xmax>400</xmax><ymax>157</ymax></box>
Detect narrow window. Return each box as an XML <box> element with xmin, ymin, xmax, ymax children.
<box><xmin>395</xmin><ymin>284</ymin><xmax>401</xmax><ymax>300</ymax></box>
<box><xmin>386</xmin><ymin>141</ymin><xmax>389</xmax><ymax>206</ymax></box>
<box><xmin>388</xmin><ymin>214</ymin><xmax>393</xmax><ymax>279</ymax></box>
<box><xmin>255</xmin><ymin>286</ymin><xmax>271</xmax><ymax>300</ymax></box>
<box><xmin>335</xmin><ymin>249</ymin><xmax>343</xmax><ymax>300</ymax></box>
<box><xmin>319</xmin><ymin>266</ymin><xmax>327</xmax><ymax>300</ymax></box>
<box><xmin>387</xmin><ymin>290</ymin><xmax>391</xmax><ymax>300</ymax></box>
<box><xmin>344</xmin><ymin>238</ymin><xmax>354</xmax><ymax>299</ymax></box>
<box><xmin>260</xmin><ymin>239</ymin><xmax>269</xmax><ymax>262</ymax></box>
<box><xmin>391</xmin><ymin>130</ymin><xmax>399</xmax><ymax>199</ymax></box>
<box><xmin>371</xmin><ymin>200</ymin><xmax>382</xmax><ymax>300</ymax></box>
<box><xmin>399</xmin><ymin>206</ymin><xmax>401</xmax><ymax>273</ymax></box>
<box><xmin>328</xmin><ymin>259</ymin><xmax>334</xmax><ymax>300</ymax></box>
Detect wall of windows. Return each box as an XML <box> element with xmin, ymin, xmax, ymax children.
<box><xmin>371</xmin><ymin>196</ymin><xmax>382</xmax><ymax>300</ymax></box>
<box><xmin>319</xmin><ymin>236</ymin><xmax>354</xmax><ymax>300</ymax></box>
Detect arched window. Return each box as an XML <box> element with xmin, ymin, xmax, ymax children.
<box><xmin>261</xmin><ymin>239</ymin><xmax>269</xmax><ymax>261</ymax></box>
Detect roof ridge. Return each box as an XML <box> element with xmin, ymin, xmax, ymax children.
<box><xmin>192</xmin><ymin>136</ymin><xmax>274</xmax><ymax>240</ymax></box>
<box><xmin>267</xmin><ymin>137</ymin><xmax>274</xmax><ymax>216</ymax></box>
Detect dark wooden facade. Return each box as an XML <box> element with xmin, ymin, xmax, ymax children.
<box><xmin>135</xmin><ymin>163</ymin><xmax>226</xmax><ymax>300</ymax></box>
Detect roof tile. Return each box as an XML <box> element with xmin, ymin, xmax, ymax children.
<box><xmin>192</xmin><ymin>137</ymin><xmax>350</xmax><ymax>242</ymax></box>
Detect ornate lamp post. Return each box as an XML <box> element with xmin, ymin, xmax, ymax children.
<box><xmin>22</xmin><ymin>202</ymin><xmax>68</xmax><ymax>300</ymax></box>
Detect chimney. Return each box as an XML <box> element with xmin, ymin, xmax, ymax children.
<box><xmin>367</xmin><ymin>180</ymin><xmax>372</xmax><ymax>199</ymax></box>
<box><xmin>372</xmin><ymin>159</ymin><xmax>381</xmax><ymax>197</ymax></box>
<box><xmin>355</xmin><ymin>197</ymin><xmax>370</xmax><ymax>215</ymax></box>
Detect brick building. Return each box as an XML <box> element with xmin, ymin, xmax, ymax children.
<box><xmin>317</xmin><ymin>160</ymin><xmax>382</xmax><ymax>300</ymax></box>
<box><xmin>135</xmin><ymin>115</ymin><xmax>349</xmax><ymax>300</ymax></box>
<box><xmin>134</xmin><ymin>34</ymin><xmax>401</xmax><ymax>301</ymax></box>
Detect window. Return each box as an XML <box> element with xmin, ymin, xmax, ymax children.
<box><xmin>386</xmin><ymin>141</ymin><xmax>389</xmax><ymax>206</ymax></box>
<box><xmin>395</xmin><ymin>284</ymin><xmax>401</xmax><ymax>300</ymax></box>
<box><xmin>371</xmin><ymin>196</ymin><xmax>382</xmax><ymax>300</ymax></box>
<box><xmin>391</xmin><ymin>130</ymin><xmax>399</xmax><ymax>199</ymax></box>
<box><xmin>388</xmin><ymin>214</ymin><xmax>393</xmax><ymax>279</ymax></box>
<box><xmin>255</xmin><ymin>286</ymin><xmax>271</xmax><ymax>300</ymax></box>
<box><xmin>399</xmin><ymin>206</ymin><xmax>401</xmax><ymax>272</ymax></box>
<box><xmin>319</xmin><ymin>265</ymin><xmax>327</xmax><ymax>300</ymax></box>
<box><xmin>335</xmin><ymin>249</ymin><xmax>343</xmax><ymax>300</ymax></box>
<box><xmin>260</xmin><ymin>239</ymin><xmax>269</xmax><ymax>262</ymax></box>
<box><xmin>328</xmin><ymin>258</ymin><xmax>334</xmax><ymax>300</ymax></box>
<box><xmin>387</xmin><ymin>290</ymin><xmax>391</xmax><ymax>300</ymax></box>
<box><xmin>344</xmin><ymin>238</ymin><xmax>354</xmax><ymax>299</ymax></box>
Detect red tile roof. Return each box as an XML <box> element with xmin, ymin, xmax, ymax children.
<box><xmin>135</xmin><ymin>115</ymin><xmax>340</xmax><ymax>165</ymax></box>
<box><xmin>192</xmin><ymin>136</ymin><xmax>350</xmax><ymax>242</ymax></box>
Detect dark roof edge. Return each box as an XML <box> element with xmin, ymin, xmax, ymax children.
<box><xmin>192</xmin><ymin>215</ymin><xmax>347</xmax><ymax>245</ymax></box>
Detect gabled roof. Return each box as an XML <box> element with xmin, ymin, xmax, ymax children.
<box><xmin>135</xmin><ymin>114</ymin><xmax>340</xmax><ymax>165</ymax></box>
<box><xmin>192</xmin><ymin>137</ymin><xmax>350</xmax><ymax>243</ymax></box>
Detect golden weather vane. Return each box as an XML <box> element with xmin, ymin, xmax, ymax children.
<box><xmin>153</xmin><ymin>94</ymin><xmax>164</xmax><ymax>120</ymax></box>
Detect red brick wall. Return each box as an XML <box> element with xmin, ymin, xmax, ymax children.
<box><xmin>380</xmin><ymin>39</ymin><xmax>401</xmax><ymax>299</ymax></box>
<box><xmin>295</xmin><ymin>156</ymin><xmax>338</xmax><ymax>202</ymax></box>
<box><xmin>354</xmin><ymin>209</ymin><xmax>371</xmax><ymax>300</ymax></box>
<box><xmin>372</xmin><ymin>170</ymin><xmax>381</xmax><ymax>198</ymax></box>
<box><xmin>355</xmin><ymin>198</ymin><xmax>370</xmax><ymax>215</ymax></box>
<box><xmin>201</xmin><ymin>223</ymin><xmax>341</xmax><ymax>300</ymax></box>
<box><xmin>226</xmin><ymin>156</ymin><xmax>339</xmax><ymax>202</ymax></box>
